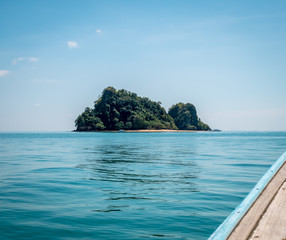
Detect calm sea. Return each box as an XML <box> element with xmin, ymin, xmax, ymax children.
<box><xmin>0</xmin><ymin>131</ymin><xmax>286</xmax><ymax>240</ymax></box>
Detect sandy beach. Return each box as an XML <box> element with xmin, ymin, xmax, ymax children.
<box><xmin>121</xmin><ymin>129</ymin><xmax>199</xmax><ymax>133</ymax></box>
<box><xmin>74</xmin><ymin>129</ymin><xmax>203</xmax><ymax>133</ymax></box>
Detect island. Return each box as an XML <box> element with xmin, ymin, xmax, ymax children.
<box><xmin>74</xmin><ymin>87</ymin><xmax>211</xmax><ymax>131</ymax></box>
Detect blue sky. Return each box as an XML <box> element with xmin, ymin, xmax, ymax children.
<box><xmin>1</xmin><ymin>0</ymin><xmax>286</xmax><ymax>131</ymax></box>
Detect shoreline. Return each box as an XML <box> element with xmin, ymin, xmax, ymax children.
<box><xmin>73</xmin><ymin>129</ymin><xmax>207</xmax><ymax>133</ymax></box>
<box><xmin>124</xmin><ymin>129</ymin><xmax>199</xmax><ymax>133</ymax></box>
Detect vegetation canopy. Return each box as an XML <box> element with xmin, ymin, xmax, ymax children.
<box><xmin>168</xmin><ymin>103</ymin><xmax>210</xmax><ymax>131</ymax></box>
<box><xmin>75</xmin><ymin>87</ymin><xmax>210</xmax><ymax>131</ymax></box>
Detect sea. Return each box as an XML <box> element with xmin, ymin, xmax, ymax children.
<box><xmin>0</xmin><ymin>131</ymin><xmax>286</xmax><ymax>240</ymax></box>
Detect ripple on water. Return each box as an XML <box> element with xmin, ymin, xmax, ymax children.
<box><xmin>0</xmin><ymin>131</ymin><xmax>285</xmax><ymax>239</ymax></box>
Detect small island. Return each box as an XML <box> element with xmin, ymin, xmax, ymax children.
<box><xmin>75</xmin><ymin>87</ymin><xmax>211</xmax><ymax>131</ymax></box>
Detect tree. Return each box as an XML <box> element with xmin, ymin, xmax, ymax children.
<box><xmin>75</xmin><ymin>107</ymin><xmax>106</xmax><ymax>131</ymax></box>
<box><xmin>75</xmin><ymin>87</ymin><xmax>210</xmax><ymax>131</ymax></box>
<box><xmin>168</xmin><ymin>102</ymin><xmax>210</xmax><ymax>130</ymax></box>
<box><xmin>75</xmin><ymin>86</ymin><xmax>179</xmax><ymax>131</ymax></box>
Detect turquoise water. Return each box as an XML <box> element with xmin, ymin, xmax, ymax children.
<box><xmin>0</xmin><ymin>132</ymin><xmax>286</xmax><ymax>240</ymax></box>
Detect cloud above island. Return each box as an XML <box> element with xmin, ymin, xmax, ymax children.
<box><xmin>67</xmin><ymin>41</ymin><xmax>79</xmax><ymax>49</ymax></box>
<box><xmin>12</xmin><ymin>57</ymin><xmax>39</xmax><ymax>64</ymax></box>
<box><xmin>96</xmin><ymin>29</ymin><xmax>102</xmax><ymax>34</ymax></box>
<box><xmin>0</xmin><ymin>70</ymin><xmax>10</xmax><ymax>77</ymax></box>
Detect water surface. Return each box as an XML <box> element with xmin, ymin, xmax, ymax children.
<box><xmin>0</xmin><ymin>131</ymin><xmax>285</xmax><ymax>239</ymax></box>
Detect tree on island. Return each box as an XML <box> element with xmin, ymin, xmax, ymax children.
<box><xmin>168</xmin><ymin>103</ymin><xmax>210</xmax><ymax>130</ymax></box>
<box><xmin>75</xmin><ymin>87</ymin><xmax>211</xmax><ymax>131</ymax></box>
<box><xmin>75</xmin><ymin>87</ymin><xmax>177</xmax><ymax>131</ymax></box>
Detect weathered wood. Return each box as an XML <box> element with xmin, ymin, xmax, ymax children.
<box><xmin>227</xmin><ymin>162</ymin><xmax>286</xmax><ymax>240</ymax></box>
<box><xmin>248</xmin><ymin>181</ymin><xmax>286</xmax><ymax>240</ymax></box>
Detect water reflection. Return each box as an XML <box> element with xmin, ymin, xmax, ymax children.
<box><xmin>92</xmin><ymin>204</ymin><xmax>129</xmax><ymax>212</ymax></box>
<box><xmin>3</xmin><ymin>132</ymin><xmax>285</xmax><ymax>239</ymax></box>
<box><xmin>76</xmin><ymin>141</ymin><xmax>200</xmax><ymax>212</ymax></box>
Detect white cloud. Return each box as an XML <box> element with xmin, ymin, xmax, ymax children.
<box><xmin>13</xmin><ymin>57</ymin><xmax>39</xmax><ymax>64</ymax></box>
<box><xmin>67</xmin><ymin>41</ymin><xmax>79</xmax><ymax>49</ymax></box>
<box><xmin>13</xmin><ymin>57</ymin><xmax>25</xmax><ymax>64</ymax></box>
<box><xmin>96</xmin><ymin>29</ymin><xmax>102</xmax><ymax>34</ymax></box>
<box><xmin>34</xmin><ymin>103</ymin><xmax>41</xmax><ymax>107</ymax></box>
<box><xmin>0</xmin><ymin>70</ymin><xmax>10</xmax><ymax>77</ymax></box>
<box><xmin>29</xmin><ymin>57</ymin><xmax>39</xmax><ymax>62</ymax></box>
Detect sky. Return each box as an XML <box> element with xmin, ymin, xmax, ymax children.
<box><xmin>0</xmin><ymin>0</ymin><xmax>286</xmax><ymax>131</ymax></box>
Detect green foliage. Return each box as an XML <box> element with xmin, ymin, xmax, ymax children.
<box><xmin>75</xmin><ymin>107</ymin><xmax>106</xmax><ymax>131</ymax></box>
<box><xmin>168</xmin><ymin>103</ymin><xmax>211</xmax><ymax>130</ymax></box>
<box><xmin>75</xmin><ymin>87</ymin><xmax>210</xmax><ymax>131</ymax></box>
<box><xmin>75</xmin><ymin>87</ymin><xmax>178</xmax><ymax>131</ymax></box>
<box><xmin>197</xmin><ymin>118</ymin><xmax>211</xmax><ymax>131</ymax></box>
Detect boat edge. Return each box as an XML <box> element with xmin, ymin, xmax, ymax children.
<box><xmin>208</xmin><ymin>151</ymin><xmax>286</xmax><ymax>240</ymax></box>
